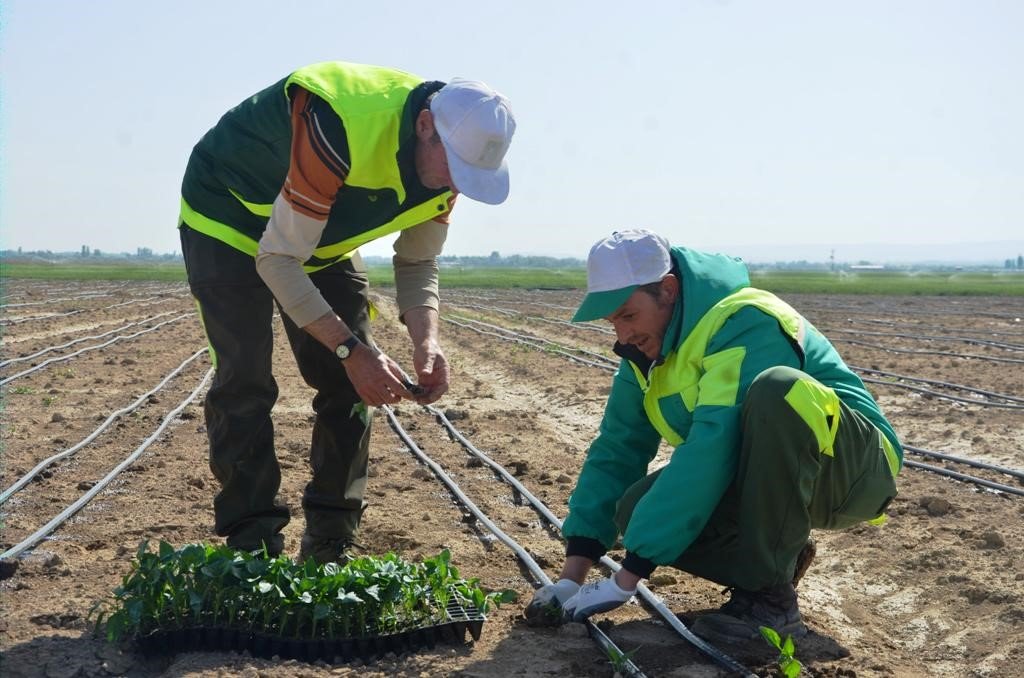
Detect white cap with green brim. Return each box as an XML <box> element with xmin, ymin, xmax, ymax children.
<box><xmin>572</xmin><ymin>230</ymin><xmax>672</xmax><ymax>322</ymax></box>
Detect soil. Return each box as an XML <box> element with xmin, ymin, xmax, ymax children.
<box><xmin>1</xmin><ymin>281</ymin><xmax>1022</xmax><ymax>678</ymax></box>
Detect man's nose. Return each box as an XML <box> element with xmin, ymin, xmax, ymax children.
<box><xmin>613</xmin><ymin>322</ymin><xmax>631</xmax><ymax>344</ymax></box>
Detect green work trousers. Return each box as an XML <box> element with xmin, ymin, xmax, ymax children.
<box><xmin>614</xmin><ymin>365</ymin><xmax>898</xmax><ymax>591</ymax></box>
<box><xmin>181</xmin><ymin>225</ymin><xmax>373</xmax><ymax>554</ymax></box>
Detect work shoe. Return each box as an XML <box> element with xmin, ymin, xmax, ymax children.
<box><xmin>792</xmin><ymin>538</ymin><xmax>817</xmax><ymax>588</ymax></box>
<box><xmin>691</xmin><ymin>582</ymin><xmax>807</xmax><ymax>644</ymax></box>
<box><xmin>298</xmin><ymin>534</ymin><xmax>355</xmax><ymax>565</ymax></box>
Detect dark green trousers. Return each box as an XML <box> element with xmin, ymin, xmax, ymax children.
<box><xmin>614</xmin><ymin>366</ymin><xmax>897</xmax><ymax>591</ymax></box>
<box><xmin>181</xmin><ymin>225</ymin><xmax>373</xmax><ymax>554</ymax></box>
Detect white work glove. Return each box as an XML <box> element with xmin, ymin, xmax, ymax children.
<box><xmin>524</xmin><ymin>578</ymin><xmax>581</xmax><ymax>626</ymax></box>
<box><xmin>562</xmin><ymin>576</ymin><xmax>636</xmax><ymax>622</ymax></box>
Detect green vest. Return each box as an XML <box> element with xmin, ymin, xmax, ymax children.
<box><xmin>179</xmin><ymin>61</ymin><xmax>452</xmax><ymax>271</ymax></box>
<box><xmin>629</xmin><ymin>287</ymin><xmax>900</xmax><ymax>476</ymax></box>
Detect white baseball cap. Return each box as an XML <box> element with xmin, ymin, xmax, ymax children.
<box><xmin>572</xmin><ymin>229</ymin><xmax>673</xmax><ymax>322</ymax></box>
<box><xmin>431</xmin><ymin>78</ymin><xmax>515</xmax><ymax>205</ymax></box>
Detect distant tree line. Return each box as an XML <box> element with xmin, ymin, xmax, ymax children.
<box><xmin>2</xmin><ymin>247</ymin><xmax>182</xmax><ymax>263</ymax></box>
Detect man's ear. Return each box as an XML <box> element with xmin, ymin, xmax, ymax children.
<box><xmin>660</xmin><ymin>274</ymin><xmax>680</xmax><ymax>304</ymax></box>
<box><xmin>415</xmin><ymin>109</ymin><xmax>435</xmax><ymax>140</ymax></box>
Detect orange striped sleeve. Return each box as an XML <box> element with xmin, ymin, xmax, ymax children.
<box><xmin>282</xmin><ymin>89</ymin><xmax>349</xmax><ymax>220</ymax></box>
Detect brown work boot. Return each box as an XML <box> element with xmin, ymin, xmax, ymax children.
<box><xmin>792</xmin><ymin>538</ymin><xmax>817</xmax><ymax>588</ymax></box>
<box><xmin>298</xmin><ymin>534</ymin><xmax>355</xmax><ymax>565</ymax></box>
<box><xmin>691</xmin><ymin>583</ymin><xmax>807</xmax><ymax>644</ymax></box>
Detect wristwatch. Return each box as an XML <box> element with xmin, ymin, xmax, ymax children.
<box><xmin>334</xmin><ymin>335</ymin><xmax>360</xmax><ymax>361</ymax></box>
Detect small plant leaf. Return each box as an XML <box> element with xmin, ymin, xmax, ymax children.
<box><xmin>759</xmin><ymin>625</ymin><xmax>782</xmax><ymax>650</ymax></box>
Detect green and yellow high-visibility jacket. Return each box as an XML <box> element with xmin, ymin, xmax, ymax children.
<box><xmin>562</xmin><ymin>246</ymin><xmax>902</xmax><ymax>566</ymax></box>
<box><xmin>179</xmin><ymin>61</ymin><xmax>452</xmax><ymax>271</ymax></box>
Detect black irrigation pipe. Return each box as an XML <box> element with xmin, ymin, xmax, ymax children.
<box><xmin>450</xmin><ymin>315</ymin><xmax>616</xmax><ymax>366</ymax></box>
<box><xmin>804</xmin><ymin>306</ymin><xmax>1024</xmax><ymax>322</ymax></box>
<box><xmin>830</xmin><ymin>338</ymin><xmax>1024</xmax><ymax>365</ymax></box>
<box><xmin>824</xmin><ymin>327</ymin><xmax>1024</xmax><ymax>352</ymax></box>
<box><xmin>0</xmin><ymin>366</ymin><xmax>214</xmax><ymax>562</ymax></box>
<box><xmin>0</xmin><ymin>292</ymin><xmax>113</xmax><ymax>309</ymax></box>
<box><xmin>0</xmin><ymin>294</ymin><xmax>184</xmax><ymax>326</ymax></box>
<box><xmin>859</xmin><ymin>376</ymin><xmax>1024</xmax><ymax>410</ymax></box>
<box><xmin>851</xmin><ymin>365</ymin><xmax>1024</xmax><ymax>406</ymax></box>
<box><xmin>903</xmin><ymin>445</ymin><xmax>1024</xmax><ymax>483</ymax></box>
<box><xmin>0</xmin><ymin>311</ymin><xmax>177</xmax><ymax>369</ymax></box>
<box><xmin>423</xmin><ymin>405</ymin><xmax>756</xmax><ymax>677</ymax></box>
<box><xmin>902</xmin><ymin>459</ymin><xmax>1024</xmax><ymax>497</ymax></box>
<box><xmin>831</xmin><ymin>316</ymin><xmax>1024</xmax><ymax>339</ymax></box>
<box><xmin>0</xmin><ymin>348</ymin><xmax>209</xmax><ymax>504</ymax></box>
<box><xmin>381</xmin><ymin>405</ymin><xmax>650</xmax><ymax>678</ymax></box>
<box><xmin>443</xmin><ymin>317</ymin><xmax>615</xmax><ymax>372</ymax></box>
<box><xmin>0</xmin><ymin>313</ymin><xmax>193</xmax><ymax>386</ymax></box>
<box><xmin>444</xmin><ymin>312</ymin><xmax>1022</xmax><ymax>498</ymax></box>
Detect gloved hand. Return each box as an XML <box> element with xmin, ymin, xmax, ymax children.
<box><xmin>562</xmin><ymin>576</ymin><xmax>636</xmax><ymax>622</ymax></box>
<box><xmin>524</xmin><ymin>578</ymin><xmax>580</xmax><ymax>627</ymax></box>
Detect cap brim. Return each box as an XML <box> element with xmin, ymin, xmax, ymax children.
<box><xmin>571</xmin><ymin>285</ymin><xmax>638</xmax><ymax>322</ymax></box>
<box><xmin>440</xmin><ymin>140</ymin><xmax>510</xmax><ymax>205</ymax></box>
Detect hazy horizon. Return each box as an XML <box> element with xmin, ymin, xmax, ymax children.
<box><xmin>1</xmin><ymin>1</ymin><xmax>1021</xmax><ymax>259</ymax></box>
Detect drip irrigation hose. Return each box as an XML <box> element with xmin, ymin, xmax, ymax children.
<box><xmin>903</xmin><ymin>445</ymin><xmax>1024</xmax><ymax>482</ymax></box>
<box><xmin>0</xmin><ymin>367</ymin><xmax>214</xmax><ymax>561</ymax></box>
<box><xmin>825</xmin><ymin>328</ymin><xmax>1024</xmax><ymax>352</ymax></box>
<box><xmin>851</xmin><ymin>365</ymin><xmax>1024</xmax><ymax>405</ymax></box>
<box><xmin>448</xmin><ymin>315</ymin><xmax>616</xmax><ymax>366</ymax></box>
<box><xmin>424</xmin><ymin>405</ymin><xmax>756</xmax><ymax>677</ymax></box>
<box><xmin>0</xmin><ymin>311</ymin><xmax>177</xmax><ymax>369</ymax></box>
<box><xmin>443</xmin><ymin>317</ymin><xmax>616</xmax><ymax>372</ymax></box>
<box><xmin>382</xmin><ymin>405</ymin><xmax>649</xmax><ymax>678</ymax></box>
<box><xmin>0</xmin><ymin>313</ymin><xmax>193</xmax><ymax>386</ymax></box>
<box><xmin>830</xmin><ymin>338</ymin><xmax>1024</xmax><ymax>365</ymax></box>
<box><xmin>859</xmin><ymin>377</ymin><xmax>1024</xmax><ymax>410</ymax></box>
<box><xmin>0</xmin><ymin>348</ymin><xmax>209</xmax><ymax>504</ymax></box>
<box><xmin>902</xmin><ymin>459</ymin><xmax>1024</xmax><ymax>497</ymax></box>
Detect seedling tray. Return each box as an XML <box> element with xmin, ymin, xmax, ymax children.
<box><xmin>134</xmin><ymin>599</ymin><xmax>486</xmax><ymax>664</ymax></box>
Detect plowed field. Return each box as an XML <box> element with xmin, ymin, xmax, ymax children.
<box><xmin>2</xmin><ymin>280</ymin><xmax>1022</xmax><ymax>677</ymax></box>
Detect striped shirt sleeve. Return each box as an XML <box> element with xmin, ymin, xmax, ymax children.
<box><xmin>256</xmin><ymin>89</ymin><xmax>351</xmax><ymax>327</ymax></box>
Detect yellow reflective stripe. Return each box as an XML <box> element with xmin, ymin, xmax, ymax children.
<box><xmin>880</xmin><ymin>433</ymin><xmax>900</xmax><ymax>476</ymax></box>
<box><xmin>228</xmin><ymin>189</ymin><xmax>273</xmax><ymax>217</ymax></box>
<box><xmin>311</xmin><ymin>194</ymin><xmax>451</xmax><ymax>261</ymax></box>
<box><xmin>698</xmin><ymin>346</ymin><xmax>745</xmax><ymax>407</ymax></box>
<box><xmin>867</xmin><ymin>513</ymin><xmax>888</xmax><ymax>526</ymax></box>
<box><xmin>368</xmin><ymin>299</ymin><xmax>379</xmax><ymax>322</ymax></box>
<box><xmin>783</xmin><ymin>377</ymin><xmax>841</xmax><ymax>457</ymax></box>
<box><xmin>180</xmin><ymin>198</ymin><xmax>260</xmax><ymax>256</ymax></box>
<box><xmin>191</xmin><ymin>296</ymin><xmax>218</xmax><ymax>370</ymax></box>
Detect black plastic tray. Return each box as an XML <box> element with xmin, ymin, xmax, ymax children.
<box><xmin>134</xmin><ymin>600</ymin><xmax>485</xmax><ymax>663</ymax></box>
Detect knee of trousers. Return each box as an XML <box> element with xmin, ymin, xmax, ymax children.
<box><xmin>742</xmin><ymin>366</ymin><xmax>811</xmax><ymax>424</ymax></box>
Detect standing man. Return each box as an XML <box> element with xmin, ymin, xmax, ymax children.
<box><xmin>179</xmin><ymin>61</ymin><xmax>515</xmax><ymax>564</ymax></box>
<box><xmin>525</xmin><ymin>229</ymin><xmax>900</xmax><ymax>644</ymax></box>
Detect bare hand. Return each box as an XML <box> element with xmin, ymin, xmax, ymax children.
<box><xmin>411</xmin><ymin>342</ymin><xmax>449</xmax><ymax>404</ymax></box>
<box><xmin>343</xmin><ymin>345</ymin><xmax>413</xmax><ymax>406</ymax></box>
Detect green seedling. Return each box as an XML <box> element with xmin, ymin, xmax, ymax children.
<box><xmin>98</xmin><ymin>541</ymin><xmax>507</xmax><ymax>644</ymax></box>
<box><xmin>759</xmin><ymin>625</ymin><xmax>803</xmax><ymax>677</ymax></box>
<box><xmin>607</xmin><ymin>645</ymin><xmax>641</xmax><ymax>674</ymax></box>
<box><xmin>11</xmin><ymin>386</ymin><xmax>34</xmax><ymax>395</ymax></box>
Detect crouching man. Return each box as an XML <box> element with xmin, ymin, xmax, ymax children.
<box><xmin>525</xmin><ymin>229</ymin><xmax>901</xmax><ymax>644</ymax></box>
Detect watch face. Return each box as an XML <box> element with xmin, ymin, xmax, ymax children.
<box><xmin>335</xmin><ymin>343</ymin><xmax>351</xmax><ymax>360</ymax></box>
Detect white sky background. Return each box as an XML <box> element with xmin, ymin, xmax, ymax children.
<box><xmin>1</xmin><ymin>1</ymin><xmax>1021</xmax><ymax>260</ymax></box>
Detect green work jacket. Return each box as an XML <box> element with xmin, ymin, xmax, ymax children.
<box><xmin>179</xmin><ymin>61</ymin><xmax>452</xmax><ymax>271</ymax></box>
<box><xmin>562</xmin><ymin>246</ymin><xmax>902</xmax><ymax>567</ymax></box>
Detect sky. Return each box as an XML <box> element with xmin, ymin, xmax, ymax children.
<box><xmin>1</xmin><ymin>1</ymin><xmax>1022</xmax><ymax>262</ymax></box>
